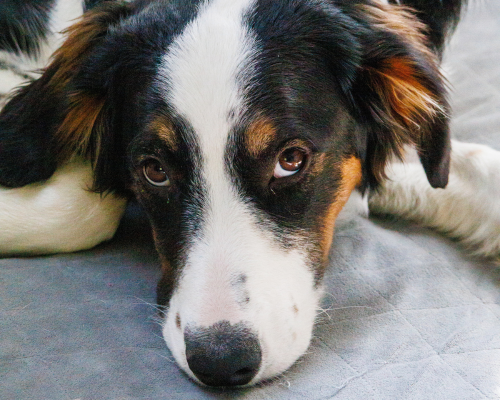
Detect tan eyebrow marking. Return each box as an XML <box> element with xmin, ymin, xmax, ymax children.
<box><xmin>245</xmin><ymin>117</ymin><xmax>277</xmax><ymax>158</ymax></box>
<box><xmin>149</xmin><ymin>115</ymin><xmax>178</xmax><ymax>152</ymax></box>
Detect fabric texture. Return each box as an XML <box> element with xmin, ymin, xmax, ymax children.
<box><xmin>1</xmin><ymin>2</ymin><xmax>499</xmax><ymax>399</ymax></box>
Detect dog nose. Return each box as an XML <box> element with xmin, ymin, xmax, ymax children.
<box><xmin>184</xmin><ymin>321</ymin><xmax>261</xmax><ymax>387</ymax></box>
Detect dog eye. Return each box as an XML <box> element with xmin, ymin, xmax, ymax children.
<box><xmin>143</xmin><ymin>159</ymin><xmax>170</xmax><ymax>186</ymax></box>
<box><xmin>273</xmin><ymin>148</ymin><xmax>306</xmax><ymax>178</ymax></box>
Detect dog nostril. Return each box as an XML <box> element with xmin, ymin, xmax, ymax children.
<box><xmin>184</xmin><ymin>321</ymin><xmax>261</xmax><ymax>387</ymax></box>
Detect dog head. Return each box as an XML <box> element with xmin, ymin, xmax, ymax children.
<box><xmin>0</xmin><ymin>0</ymin><xmax>450</xmax><ymax>387</ymax></box>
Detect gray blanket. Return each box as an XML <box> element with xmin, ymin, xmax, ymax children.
<box><xmin>1</xmin><ymin>2</ymin><xmax>499</xmax><ymax>399</ymax></box>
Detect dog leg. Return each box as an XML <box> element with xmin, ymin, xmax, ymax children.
<box><xmin>0</xmin><ymin>159</ymin><xmax>127</xmax><ymax>255</ymax></box>
<box><xmin>369</xmin><ymin>140</ymin><xmax>500</xmax><ymax>258</ymax></box>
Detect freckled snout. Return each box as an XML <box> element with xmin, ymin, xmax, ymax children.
<box><xmin>184</xmin><ymin>321</ymin><xmax>262</xmax><ymax>387</ymax></box>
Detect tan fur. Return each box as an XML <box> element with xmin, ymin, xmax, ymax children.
<box><xmin>321</xmin><ymin>156</ymin><xmax>363</xmax><ymax>260</ymax></box>
<box><xmin>50</xmin><ymin>11</ymin><xmax>111</xmax><ymax>90</ymax></box>
<box><xmin>359</xmin><ymin>2</ymin><xmax>447</xmax><ymax>184</ymax></box>
<box><xmin>362</xmin><ymin>2</ymin><xmax>444</xmax><ymax>131</ymax></box>
<box><xmin>245</xmin><ymin>117</ymin><xmax>277</xmax><ymax>158</ymax></box>
<box><xmin>361</xmin><ymin>3</ymin><xmax>432</xmax><ymax>56</ymax></box>
<box><xmin>369</xmin><ymin>56</ymin><xmax>443</xmax><ymax>131</ymax></box>
<box><xmin>34</xmin><ymin>5</ymin><xmax>131</xmax><ymax>162</ymax></box>
<box><xmin>57</xmin><ymin>93</ymin><xmax>106</xmax><ymax>160</ymax></box>
<box><xmin>150</xmin><ymin>115</ymin><xmax>178</xmax><ymax>152</ymax></box>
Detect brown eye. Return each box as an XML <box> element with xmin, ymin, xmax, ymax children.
<box><xmin>143</xmin><ymin>159</ymin><xmax>170</xmax><ymax>186</ymax></box>
<box><xmin>274</xmin><ymin>148</ymin><xmax>306</xmax><ymax>178</ymax></box>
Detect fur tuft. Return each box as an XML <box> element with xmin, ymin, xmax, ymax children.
<box><xmin>351</xmin><ymin>1</ymin><xmax>451</xmax><ymax>189</ymax></box>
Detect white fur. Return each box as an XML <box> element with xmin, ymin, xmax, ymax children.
<box><xmin>0</xmin><ymin>1</ymin><xmax>128</xmax><ymax>255</ymax></box>
<box><xmin>0</xmin><ymin>159</ymin><xmax>127</xmax><ymax>255</ymax></box>
<box><xmin>0</xmin><ymin>69</ymin><xmax>26</xmax><ymax>108</ymax></box>
<box><xmin>42</xmin><ymin>0</ymin><xmax>84</xmax><ymax>63</ymax></box>
<box><xmin>0</xmin><ymin>0</ymin><xmax>84</xmax><ymax>110</ymax></box>
<box><xmin>0</xmin><ymin>0</ymin><xmax>83</xmax><ymax>78</ymax></box>
<box><xmin>164</xmin><ymin>206</ymin><xmax>321</xmax><ymax>383</ymax></box>
<box><xmin>0</xmin><ymin>70</ymin><xmax>27</xmax><ymax>95</ymax></box>
<box><xmin>160</xmin><ymin>0</ymin><xmax>321</xmax><ymax>384</ymax></box>
<box><xmin>369</xmin><ymin>140</ymin><xmax>500</xmax><ymax>258</ymax></box>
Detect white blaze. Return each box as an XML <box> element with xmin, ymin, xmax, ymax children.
<box><xmin>159</xmin><ymin>0</ymin><xmax>321</xmax><ymax>384</ymax></box>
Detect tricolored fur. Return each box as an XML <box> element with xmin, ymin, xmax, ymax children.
<box><xmin>0</xmin><ymin>0</ymin><xmax>104</xmax><ymax>80</ymax></box>
<box><xmin>2</xmin><ymin>0</ymin><xmax>487</xmax><ymax>387</ymax></box>
<box><xmin>0</xmin><ymin>0</ymin><xmax>115</xmax><ymax>159</ymax></box>
<box><xmin>0</xmin><ymin>0</ymin><xmax>129</xmax><ymax>255</ymax></box>
<box><xmin>388</xmin><ymin>0</ymin><xmax>464</xmax><ymax>55</ymax></box>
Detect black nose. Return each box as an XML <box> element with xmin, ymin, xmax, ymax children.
<box><xmin>184</xmin><ymin>321</ymin><xmax>261</xmax><ymax>387</ymax></box>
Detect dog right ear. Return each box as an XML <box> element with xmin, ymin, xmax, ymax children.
<box><xmin>0</xmin><ymin>2</ymin><xmax>132</xmax><ymax>188</ymax></box>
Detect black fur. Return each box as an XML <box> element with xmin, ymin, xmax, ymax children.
<box><xmin>347</xmin><ymin>7</ymin><xmax>451</xmax><ymax>189</ymax></box>
<box><xmin>85</xmin><ymin>0</ymin><xmax>106</xmax><ymax>11</ymax></box>
<box><xmin>0</xmin><ymin>0</ymin><xmax>466</xmax><ymax>305</ymax></box>
<box><xmin>0</xmin><ymin>2</ymin><xmax>134</xmax><ymax>189</ymax></box>
<box><xmin>0</xmin><ymin>0</ymin><xmax>461</xmax><ymax>190</ymax></box>
<box><xmin>0</xmin><ymin>0</ymin><xmax>55</xmax><ymax>58</ymax></box>
<box><xmin>0</xmin><ymin>0</ymin><xmax>115</xmax><ymax>58</ymax></box>
<box><xmin>129</xmin><ymin>113</ymin><xmax>207</xmax><ymax>309</ymax></box>
<box><xmin>0</xmin><ymin>75</ymin><xmax>61</xmax><ymax>187</ymax></box>
<box><xmin>70</xmin><ymin>0</ymin><xmax>205</xmax><ymax>193</ymax></box>
<box><xmin>393</xmin><ymin>0</ymin><xmax>466</xmax><ymax>55</ymax></box>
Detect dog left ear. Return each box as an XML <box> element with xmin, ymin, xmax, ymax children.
<box><xmin>0</xmin><ymin>2</ymin><xmax>133</xmax><ymax>191</ymax></box>
<box><xmin>350</xmin><ymin>3</ymin><xmax>451</xmax><ymax>189</ymax></box>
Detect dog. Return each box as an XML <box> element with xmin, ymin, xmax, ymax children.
<box><xmin>1</xmin><ymin>0</ymin><xmax>499</xmax><ymax>388</ymax></box>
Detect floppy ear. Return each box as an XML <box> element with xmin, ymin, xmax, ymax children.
<box><xmin>350</xmin><ymin>3</ymin><xmax>451</xmax><ymax>189</ymax></box>
<box><xmin>0</xmin><ymin>2</ymin><xmax>132</xmax><ymax>190</ymax></box>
